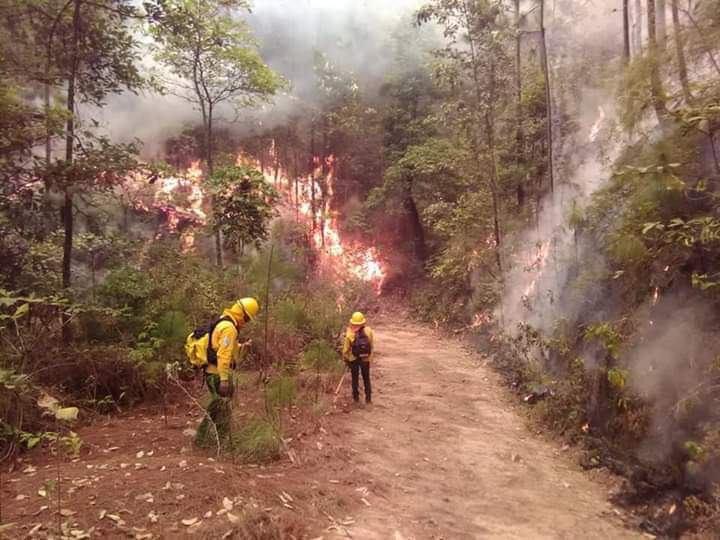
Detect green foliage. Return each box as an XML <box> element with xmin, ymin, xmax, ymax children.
<box><xmin>228</xmin><ymin>415</ymin><xmax>281</xmax><ymax>462</ymax></box>
<box><xmin>149</xmin><ymin>0</ymin><xmax>285</xmax><ymax>112</ymax></box>
<box><xmin>607</xmin><ymin>367</ymin><xmax>629</xmax><ymax>391</ymax></box>
<box><xmin>584</xmin><ymin>323</ymin><xmax>622</xmax><ymax>360</ymax></box>
<box><xmin>211</xmin><ymin>165</ymin><xmax>278</xmax><ymax>252</ymax></box>
<box><xmin>302</xmin><ymin>339</ymin><xmax>341</xmax><ymax>373</ymax></box>
<box><xmin>100</xmin><ymin>266</ymin><xmax>153</xmax><ymax>312</ymax></box>
<box><xmin>0</xmin><ymin>81</ymin><xmax>64</xmax><ymax>173</ymax></box>
<box><xmin>265</xmin><ymin>374</ymin><xmax>296</xmax><ymax>411</ymax></box>
<box><xmin>684</xmin><ymin>440</ymin><xmax>705</xmax><ymax>462</ymax></box>
<box><xmin>608</xmin><ymin>234</ymin><xmax>648</xmax><ymax>268</ymax></box>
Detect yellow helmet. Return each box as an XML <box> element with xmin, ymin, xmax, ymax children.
<box><xmin>230</xmin><ymin>297</ymin><xmax>260</xmax><ymax>322</ymax></box>
<box><xmin>350</xmin><ymin>311</ymin><xmax>366</xmax><ymax>325</ymax></box>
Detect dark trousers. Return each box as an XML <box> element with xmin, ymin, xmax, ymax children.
<box><xmin>349</xmin><ymin>359</ymin><xmax>371</xmax><ymax>402</ymax></box>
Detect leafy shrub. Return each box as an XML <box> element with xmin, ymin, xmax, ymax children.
<box><xmin>0</xmin><ymin>368</ymin><xmax>43</xmax><ymax>456</ymax></box>
<box><xmin>99</xmin><ymin>265</ymin><xmax>153</xmax><ymax>312</ymax></box>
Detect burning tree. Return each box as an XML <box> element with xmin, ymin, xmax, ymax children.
<box><xmin>148</xmin><ymin>0</ymin><xmax>285</xmax><ymax>266</ymax></box>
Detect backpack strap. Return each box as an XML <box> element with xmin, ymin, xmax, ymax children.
<box><xmin>207</xmin><ymin>316</ymin><xmax>237</xmax><ymax>366</ymax></box>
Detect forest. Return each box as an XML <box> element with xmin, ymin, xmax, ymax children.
<box><xmin>1</xmin><ymin>0</ymin><xmax>720</xmax><ymax>538</ymax></box>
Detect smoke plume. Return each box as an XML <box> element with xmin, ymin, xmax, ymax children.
<box><xmin>95</xmin><ymin>0</ymin><xmax>426</xmax><ymax>154</ymax></box>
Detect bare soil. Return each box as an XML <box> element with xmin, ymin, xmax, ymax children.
<box><xmin>1</xmin><ymin>319</ymin><xmax>641</xmax><ymax>539</ymax></box>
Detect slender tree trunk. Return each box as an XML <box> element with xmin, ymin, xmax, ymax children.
<box><xmin>293</xmin><ymin>150</ymin><xmax>299</xmax><ymax>222</ymax></box>
<box><xmin>485</xmin><ymin>53</ymin><xmax>503</xmax><ymax>274</ymax></box>
<box><xmin>485</xmin><ymin>110</ymin><xmax>503</xmax><ymax>275</ymax></box>
<box><xmin>43</xmin><ymin>81</ymin><xmax>53</xmax><ymax>198</ymax></box>
<box><xmin>671</xmin><ymin>0</ymin><xmax>692</xmax><ymax>104</ymax></box>
<box><xmin>321</xmin><ymin>119</ymin><xmax>329</xmax><ymax>248</ymax></box>
<box><xmin>45</xmin><ymin>84</ymin><xmax>52</xmax><ymax>164</ymax></box>
<box><xmin>206</xmin><ymin>104</ymin><xmax>223</xmax><ymax>267</ymax></box>
<box><xmin>623</xmin><ymin>0</ymin><xmax>631</xmax><ymax>64</ymax></box>
<box><xmin>657</xmin><ymin>0</ymin><xmax>667</xmax><ymax>49</ymax></box>
<box><xmin>515</xmin><ymin>0</ymin><xmax>525</xmax><ymax>207</ymax></box>
<box><xmin>62</xmin><ymin>0</ymin><xmax>81</xmax><ymax>289</ymax></box>
<box><xmin>310</xmin><ymin>123</ymin><xmax>317</xmax><ymax>235</ymax></box>
<box><xmin>647</xmin><ymin>0</ymin><xmax>667</xmax><ymax>124</ymax></box>
<box><xmin>61</xmin><ymin>0</ymin><xmax>81</xmax><ymax>344</ymax></box>
<box><xmin>539</xmin><ymin>0</ymin><xmax>555</xmax><ymax>193</ymax></box>
<box><xmin>461</xmin><ymin>0</ymin><xmax>503</xmax><ymax>273</ymax></box>
<box><xmin>633</xmin><ymin>0</ymin><xmax>643</xmax><ymax>53</ymax></box>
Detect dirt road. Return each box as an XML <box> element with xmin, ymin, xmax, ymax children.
<box><xmin>328</xmin><ymin>322</ymin><xmax>639</xmax><ymax>539</ymax></box>
<box><xmin>1</xmin><ymin>320</ymin><xmax>640</xmax><ymax>539</ymax></box>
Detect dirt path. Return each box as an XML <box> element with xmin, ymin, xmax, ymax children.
<box><xmin>327</xmin><ymin>321</ymin><xmax>640</xmax><ymax>539</ymax></box>
<box><xmin>1</xmin><ymin>320</ymin><xmax>641</xmax><ymax>539</ymax></box>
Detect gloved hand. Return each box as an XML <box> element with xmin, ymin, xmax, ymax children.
<box><xmin>218</xmin><ymin>380</ymin><xmax>232</xmax><ymax>398</ymax></box>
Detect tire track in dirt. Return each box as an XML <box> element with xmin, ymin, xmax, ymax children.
<box><xmin>325</xmin><ymin>321</ymin><xmax>640</xmax><ymax>539</ymax></box>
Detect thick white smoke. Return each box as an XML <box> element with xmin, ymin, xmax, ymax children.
<box><xmin>498</xmin><ymin>1</ymin><xmax>623</xmax><ymax>334</ymax></box>
<box><xmin>94</xmin><ymin>0</ymin><xmax>426</xmax><ymax>154</ymax></box>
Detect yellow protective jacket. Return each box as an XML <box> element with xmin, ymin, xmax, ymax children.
<box><xmin>342</xmin><ymin>325</ymin><xmax>375</xmax><ymax>362</ymax></box>
<box><xmin>205</xmin><ymin>309</ymin><xmax>244</xmax><ymax>381</ymax></box>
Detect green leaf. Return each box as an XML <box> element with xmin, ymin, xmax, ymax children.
<box><xmin>55</xmin><ymin>407</ymin><xmax>79</xmax><ymax>422</ymax></box>
<box><xmin>12</xmin><ymin>303</ymin><xmax>29</xmax><ymax>320</ymax></box>
<box><xmin>26</xmin><ymin>435</ymin><xmax>42</xmax><ymax>449</ymax></box>
<box><xmin>37</xmin><ymin>393</ymin><xmax>60</xmax><ymax>412</ymax></box>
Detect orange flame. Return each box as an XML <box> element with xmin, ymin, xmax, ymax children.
<box><xmin>123</xmin><ymin>161</ymin><xmax>208</xmax><ymax>252</ymax></box>
<box><xmin>238</xmin><ymin>145</ymin><xmax>386</xmax><ymax>291</ymax></box>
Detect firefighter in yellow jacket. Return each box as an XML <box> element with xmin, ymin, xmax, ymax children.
<box><xmin>196</xmin><ymin>298</ymin><xmax>259</xmax><ymax>447</ymax></box>
<box><xmin>342</xmin><ymin>312</ymin><xmax>375</xmax><ymax>404</ymax></box>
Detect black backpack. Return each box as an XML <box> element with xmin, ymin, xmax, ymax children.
<box><xmin>190</xmin><ymin>316</ymin><xmax>236</xmax><ymax>366</ymax></box>
<box><xmin>351</xmin><ymin>327</ymin><xmax>372</xmax><ymax>359</ymax></box>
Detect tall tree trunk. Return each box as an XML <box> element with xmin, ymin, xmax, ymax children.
<box><xmin>633</xmin><ymin>0</ymin><xmax>643</xmax><ymax>53</ymax></box>
<box><xmin>310</xmin><ymin>123</ymin><xmax>316</xmax><ymax>235</ymax></box>
<box><xmin>461</xmin><ymin>0</ymin><xmax>503</xmax><ymax>273</ymax></box>
<box><xmin>671</xmin><ymin>0</ymin><xmax>692</xmax><ymax>104</ymax></box>
<box><xmin>45</xmin><ymin>84</ymin><xmax>52</xmax><ymax>164</ymax></box>
<box><xmin>515</xmin><ymin>0</ymin><xmax>525</xmax><ymax>207</ymax></box>
<box><xmin>62</xmin><ymin>0</ymin><xmax>82</xmax><ymax>343</ymax></box>
<box><xmin>207</xmin><ymin>104</ymin><xmax>223</xmax><ymax>267</ymax></box>
<box><xmin>320</xmin><ymin>118</ymin><xmax>329</xmax><ymax>248</ymax></box>
<box><xmin>539</xmin><ymin>0</ymin><xmax>555</xmax><ymax>193</ymax></box>
<box><xmin>293</xmin><ymin>150</ymin><xmax>299</xmax><ymax>223</ymax></box>
<box><xmin>485</xmin><ymin>110</ymin><xmax>503</xmax><ymax>275</ymax></box>
<box><xmin>623</xmin><ymin>0</ymin><xmax>631</xmax><ymax>64</ymax></box>
<box><xmin>647</xmin><ymin>0</ymin><xmax>667</xmax><ymax>124</ymax></box>
<box><xmin>486</xmin><ymin>54</ymin><xmax>503</xmax><ymax>274</ymax></box>
<box><xmin>656</xmin><ymin>0</ymin><xmax>667</xmax><ymax>49</ymax></box>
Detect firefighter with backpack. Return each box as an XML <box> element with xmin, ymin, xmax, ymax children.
<box><xmin>342</xmin><ymin>312</ymin><xmax>375</xmax><ymax>405</ymax></box>
<box><xmin>185</xmin><ymin>298</ymin><xmax>260</xmax><ymax>446</ymax></box>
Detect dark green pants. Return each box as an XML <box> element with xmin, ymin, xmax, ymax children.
<box><xmin>195</xmin><ymin>374</ymin><xmax>232</xmax><ymax>448</ymax></box>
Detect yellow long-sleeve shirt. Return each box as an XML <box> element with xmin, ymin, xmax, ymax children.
<box><xmin>205</xmin><ymin>310</ymin><xmax>244</xmax><ymax>381</ymax></box>
<box><xmin>342</xmin><ymin>326</ymin><xmax>375</xmax><ymax>362</ymax></box>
